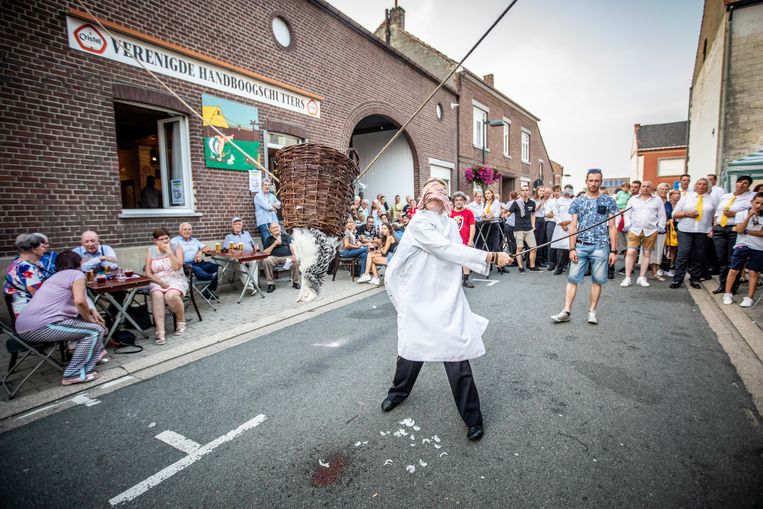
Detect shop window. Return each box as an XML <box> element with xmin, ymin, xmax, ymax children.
<box><xmin>521</xmin><ymin>129</ymin><xmax>530</xmax><ymax>164</ymax></box>
<box><xmin>272</xmin><ymin>17</ymin><xmax>292</xmax><ymax>48</ymax></box>
<box><xmin>114</xmin><ymin>102</ymin><xmax>193</xmax><ymax>214</ymax></box>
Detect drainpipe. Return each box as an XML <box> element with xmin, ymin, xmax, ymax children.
<box><xmin>717</xmin><ymin>4</ymin><xmax>734</xmax><ymax>185</ymax></box>
<box><xmin>385</xmin><ymin>9</ymin><xmax>391</xmax><ymax>44</ymax></box>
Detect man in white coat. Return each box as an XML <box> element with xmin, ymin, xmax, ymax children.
<box><xmin>381</xmin><ymin>178</ymin><xmax>512</xmax><ymax>441</ymax></box>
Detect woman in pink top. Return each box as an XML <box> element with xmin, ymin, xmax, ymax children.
<box><xmin>15</xmin><ymin>251</ymin><xmax>107</xmax><ymax>386</ymax></box>
<box><xmin>145</xmin><ymin>228</ymin><xmax>189</xmax><ymax>345</ymax></box>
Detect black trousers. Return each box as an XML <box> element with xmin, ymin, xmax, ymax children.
<box><xmin>545</xmin><ymin>221</ymin><xmax>557</xmax><ymax>266</ymax></box>
<box><xmin>713</xmin><ymin>225</ymin><xmax>740</xmax><ymax>291</ymax></box>
<box><xmin>554</xmin><ymin>248</ymin><xmax>569</xmax><ymax>272</ymax></box>
<box><xmin>673</xmin><ymin>231</ymin><xmax>707</xmax><ymax>284</ymax></box>
<box><xmin>386</xmin><ymin>356</ymin><xmax>483</xmax><ymax>428</ymax></box>
<box><xmin>534</xmin><ymin>217</ymin><xmax>547</xmax><ymax>265</ymax></box>
<box><xmin>484</xmin><ymin>222</ymin><xmax>502</xmax><ymax>253</ymax></box>
<box><xmin>502</xmin><ymin>224</ymin><xmax>516</xmax><ymax>254</ymax></box>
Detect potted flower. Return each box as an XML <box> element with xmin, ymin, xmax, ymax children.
<box><xmin>464</xmin><ymin>165</ymin><xmax>501</xmax><ymax>194</ymax></box>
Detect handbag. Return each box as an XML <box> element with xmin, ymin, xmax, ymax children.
<box><xmin>666</xmin><ymin>221</ymin><xmax>678</xmax><ymax>247</ymax></box>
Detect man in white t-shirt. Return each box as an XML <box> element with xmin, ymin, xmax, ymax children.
<box><xmin>722</xmin><ymin>192</ymin><xmax>763</xmax><ymax>308</ymax></box>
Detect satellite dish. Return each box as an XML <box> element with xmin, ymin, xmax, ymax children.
<box><xmin>533</xmin><ymin>178</ymin><xmax>544</xmax><ymax>189</ymax></box>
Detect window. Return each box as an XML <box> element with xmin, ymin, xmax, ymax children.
<box><xmin>502</xmin><ymin>118</ymin><xmax>510</xmax><ymax>157</ymax></box>
<box><xmin>521</xmin><ymin>129</ymin><xmax>530</xmax><ymax>163</ymax></box>
<box><xmin>473</xmin><ymin>106</ymin><xmax>487</xmax><ymax>148</ymax></box>
<box><xmin>272</xmin><ymin>16</ymin><xmax>291</xmax><ymax>48</ymax></box>
<box><xmin>114</xmin><ymin>102</ymin><xmax>193</xmax><ymax>214</ymax></box>
<box><xmin>658</xmin><ymin>157</ymin><xmax>686</xmax><ymax>177</ymax></box>
<box><xmin>436</xmin><ymin>103</ymin><xmax>443</xmax><ymax>121</ymax></box>
<box><xmin>266</xmin><ymin>131</ymin><xmax>303</xmax><ymax>174</ymax></box>
<box><xmin>539</xmin><ymin>160</ymin><xmax>544</xmax><ymax>178</ymax></box>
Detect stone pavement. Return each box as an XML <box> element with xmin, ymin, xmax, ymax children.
<box><xmin>0</xmin><ymin>269</ymin><xmax>382</xmax><ymax>421</ymax></box>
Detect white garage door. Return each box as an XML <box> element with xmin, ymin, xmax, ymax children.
<box><xmin>352</xmin><ymin>131</ymin><xmax>414</xmax><ymax>202</ymax></box>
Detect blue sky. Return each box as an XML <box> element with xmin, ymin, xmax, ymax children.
<box><xmin>326</xmin><ymin>0</ymin><xmax>703</xmax><ymax>189</ymax></box>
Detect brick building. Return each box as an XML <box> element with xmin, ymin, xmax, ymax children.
<box><xmin>687</xmin><ymin>0</ymin><xmax>763</xmax><ymax>187</ymax></box>
<box><xmin>374</xmin><ymin>5</ymin><xmax>554</xmax><ymax>198</ymax></box>
<box><xmin>630</xmin><ymin>121</ymin><xmax>688</xmax><ymax>187</ymax></box>
<box><xmin>0</xmin><ymin>0</ymin><xmax>458</xmax><ymax>257</ymax></box>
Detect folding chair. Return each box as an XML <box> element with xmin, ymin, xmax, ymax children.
<box><xmin>184</xmin><ymin>264</ymin><xmax>217</xmax><ymax>312</ymax></box>
<box><xmin>2</xmin><ymin>295</ymin><xmax>66</xmax><ymax>400</ymax></box>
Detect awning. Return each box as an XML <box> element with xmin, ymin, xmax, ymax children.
<box><xmin>727</xmin><ymin>149</ymin><xmax>763</xmax><ymax>171</ymax></box>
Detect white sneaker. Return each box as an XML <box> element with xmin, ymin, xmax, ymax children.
<box><xmin>369</xmin><ymin>277</ymin><xmax>381</xmax><ymax>286</ymax></box>
<box><xmin>636</xmin><ymin>277</ymin><xmax>650</xmax><ymax>287</ymax></box>
<box><xmin>666</xmin><ymin>270</ymin><xmax>675</xmax><ymax>277</ymax></box>
<box><xmin>740</xmin><ymin>297</ymin><xmax>754</xmax><ymax>308</ymax></box>
<box><xmin>620</xmin><ymin>277</ymin><xmax>632</xmax><ymax>287</ymax></box>
<box><xmin>587</xmin><ymin>311</ymin><xmax>598</xmax><ymax>324</ymax></box>
<box><xmin>722</xmin><ymin>293</ymin><xmax>733</xmax><ymax>305</ymax></box>
<box><xmin>656</xmin><ymin>269</ymin><xmax>664</xmax><ymax>277</ymax></box>
<box><xmin>357</xmin><ymin>273</ymin><xmax>371</xmax><ymax>283</ymax></box>
<box><xmin>551</xmin><ymin>310</ymin><xmax>571</xmax><ymax>323</ymax></box>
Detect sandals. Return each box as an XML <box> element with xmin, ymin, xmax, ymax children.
<box><xmin>155</xmin><ymin>331</ymin><xmax>166</xmax><ymax>345</ymax></box>
<box><xmin>174</xmin><ymin>322</ymin><xmax>187</xmax><ymax>336</ymax></box>
<box><xmin>61</xmin><ymin>372</ymin><xmax>98</xmax><ymax>386</ymax></box>
<box><xmin>96</xmin><ymin>350</ymin><xmax>110</xmax><ymax>365</ymax></box>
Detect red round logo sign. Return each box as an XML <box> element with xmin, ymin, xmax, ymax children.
<box><xmin>306</xmin><ymin>99</ymin><xmax>319</xmax><ymax>117</ymax></box>
<box><xmin>73</xmin><ymin>23</ymin><xmax>107</xmax><ymax>54</ymax></box>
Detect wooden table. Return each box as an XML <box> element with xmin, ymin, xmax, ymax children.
<box><xmin>87</xmin><ymin>274</ymin><xmax>151</xmax><ymax>343</ymax></box>
<box><xmin>210</xmin><ymin>251</ymin><xmax>268</xmax><ymax>303</ymax></box>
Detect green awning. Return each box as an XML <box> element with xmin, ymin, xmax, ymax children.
<box><xmin>727</xmin><ymin>149</ymin><xmax>763</xmax><ymax>171</ymax></box>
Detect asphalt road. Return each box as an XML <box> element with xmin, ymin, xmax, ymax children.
<box><xmin>1</xmin><ymin>269</ymin><xmax>762</xmax><ymax>508</ymax></box>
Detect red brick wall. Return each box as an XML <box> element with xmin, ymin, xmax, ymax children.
<box><xmin>641</xmin><ymin>148</ymin><xmax>688</xmax><ymax>187</ymax></box>
<box><xmin>456</xmin><ymin>74</ymin><xmax>553</xmax><ymax>196</ymax></box>
<box><xmin>0</xmin><ymin>0</ymin><xmax>456</xmax><ymax>255</ymax></box>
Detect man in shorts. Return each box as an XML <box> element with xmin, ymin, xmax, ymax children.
<box><xmin>621</xmin><ymin>181</ymin><xmax>666</xmax><ymax>288</ymax></box>
<box><xmin>722</xmin><ymin>192</ymin><xmax>763</xmax><ymax>308</ymax></box>
<box><xmin>506</xmin><ymin>186</ymin><xmax>539</xmax><ymax>273</ymax></box>
<box><xmin>551</xmin><ymin>169</ymin><xmax>618</xmax><ymax>324</ymax></box>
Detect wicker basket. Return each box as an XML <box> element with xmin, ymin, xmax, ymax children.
<box><xmin>274</xmin><ymin>144</ymin><xmax>359</xmax><ymax>237</ymax></box>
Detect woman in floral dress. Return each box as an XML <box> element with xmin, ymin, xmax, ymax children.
<box><xmin>145</xmin><ymin>228</ymin><xmax>188</xmax><ymax>345</ymax></box>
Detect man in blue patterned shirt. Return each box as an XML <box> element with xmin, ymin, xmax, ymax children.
<box><xmin>551</xmin><ymin>169</ymin><xmax>618</xmax><ymax>325</ymax></box>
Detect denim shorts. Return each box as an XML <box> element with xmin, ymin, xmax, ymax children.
<box><xmin>568</xmin><ymin>243</ymin><xmax>609</xmax><ymax>285</ymax></box>
<box><xmin>730</xmin><ymin>245</ymin><xmax>763</xmax><ymax>272</ymax></box>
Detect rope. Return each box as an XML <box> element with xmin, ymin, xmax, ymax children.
<box><xmin>514</xmin><ymin>207</ymin><xmax>632</xmax><ymax>259</ymax></box>
<box><xmin>73</xmin><ymin>0</ymin><xmax>279</xmax><ymax>183</ymax></box>
<box><xmin>355</xmin><ymin>0</ymin><xmax>521</xmax><ymax>182</ymax></box>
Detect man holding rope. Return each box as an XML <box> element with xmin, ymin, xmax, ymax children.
<box><xmin>551</xmin><ymin>169</ymin><xmax>618</xmax><ymax>325</ymax></box>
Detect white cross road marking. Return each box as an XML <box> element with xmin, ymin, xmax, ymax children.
<box><xmin>99</xmin><ymin>376</ymin><xmax>135</xmax><ymax>389</ymax></box>
<box><xmin>312</xmin><ymin>341</ymin><xmax>342</xmax><ymax>347</ymax></box>
<box><xmin>471</xmin><ymin>279</ymin><xmax>499</xmax><ymax>286</ymax></box>
<box><xmin>154</xmin><ymin>430</ymin><xmax>202</xmax><ymax>455</ymax></box>
<box><xmin>109</xmin><ymin>414</ymin><xmax>267</xmax><ymax>506</ymax></box>
<box><xmin>71</xmin><ymin>393</ymin><xmax>101</xmax><ymax>407</ymax></box>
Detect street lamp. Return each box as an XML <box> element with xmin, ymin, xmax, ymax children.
<box><xmin>482</xmin><ymin>119</ymin><xmax>506</xmax><ymax>164</ymax></box>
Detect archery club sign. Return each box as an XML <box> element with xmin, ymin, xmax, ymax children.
<box><xmin>66</xmin><ymin>16</ymin><xmax>321</xmax><ymax>118</ymax></box>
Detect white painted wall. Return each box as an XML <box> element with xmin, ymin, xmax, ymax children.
<box><xmin>352</xmin><ymin>131</ymin><xmax>414</xmax><ymax>202</ymax></box>
<box><xmin>688</xmin><ymin>19</ymin><xmax>725</xmax><ymax>180</ymax></box>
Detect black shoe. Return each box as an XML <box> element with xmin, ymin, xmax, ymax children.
<box><xmin>462</xmin><ymin>279</ymin><xmax>475</xmax><ymax>289</ymax></box>
<box><xmin>466</xmin><ymin>425</ymin><xmax>484</xmax><ymax>441</ymax></box>
<box><xmin>292</xmin><ymin>282</ymin><xmax>301</xmax><ymax>289</ymax></box>
<box><xmin>519</xmin><ymin>267</ymin><xmax>526</xmax><ymax>274</ymax></box>
<box><xmin>553</xmin><ymin>268</ymin><xmax>564</xmax><ymax>275</ymax></box>
<box><xmin>669</xmin><ymin>281</ymin><xmax>682</xmax><ymax>289</ymax></box>
<box><xmin>547</xmin><ymin>266</ymin><xmax>556</xmax><ymax>272</ymax></box>
<box><xmin>266</xmin><ymin>284</ymin><xmax>275</xmax><ymax>293</ymax></box>
<box><xmin>529</xmin><ymin>266</ymin><xmax>542</xmax><ymax>272</ymax></box>
<box><xmin>711</xmin><ymin>286</ymin><xmax>725</xmax><ymax>294</ymax></box>
<box><xmin>381</xmin><ymin>398</ymin><xmax>399</xmax><ymax>412</ymax></box>
<box><xmin>690</xmin><ymin>281</ymin><xmax>702</xmax><ymax>289</ymax></box>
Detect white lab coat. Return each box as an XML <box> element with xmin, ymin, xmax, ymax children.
<box><xmin>385</xmin><ymin>210</ymin><xmax>490</xmax><ymax>362</ymax></box>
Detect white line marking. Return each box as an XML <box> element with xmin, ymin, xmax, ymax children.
<box><xmin>154</xmin><ymin>430</ymin><xmax>201</xmax><ymax>455</ymax></box>
<box><xmin>472</xmin><ymin>279</ymin><xmax>499</xmax><ymax>286</ymax></box>
<box><xmin>312</xmin><ymin>341</ymin><xmax>342</xmax><ymax>347</ymax></box>
<box><xmin>109</xmin><ymin>414</ymin><xmax>266</xmax><ymax>506</ymax></box>
<box><xmin>100</xmin><ymin>376</ymin><xmax>135</xmax><ymax>389</ymax></box>
<box><xmin>16</xmin><ymin>403</ymin><xmax>61</xmax><ymax>420</ymax></box>
<box><xmin>71</xmin><ymin>393</ymin><xmax>101</xmax><ymax>407</ymax></box>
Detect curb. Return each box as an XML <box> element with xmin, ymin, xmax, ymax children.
<box><xmin>701</xmin><ymin>280</ymin><xmax>763</xmax><ymax>363</ymax></box>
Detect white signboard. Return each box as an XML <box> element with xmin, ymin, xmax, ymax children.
<box><xmin>67</xmin><ymin>17</ymin><xmax>321</xmax><ymax>118</ymax></box>
<box><xmin>248</xmin><ymin>170</ymin><xmax>262</xmax><ymax>193</ymax></box>
<box><xmin>170</xmin><ymin>179</ymin><xmax>184</xmax><ymax>205</ymax></box>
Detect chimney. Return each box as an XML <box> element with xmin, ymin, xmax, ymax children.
<box><xmin>483</xmin><ymin>74</ymin><xmax>494</xmax><ymax>87</ymax></box>
<box><xmin>389</xmin><ymin>3</ymin><xmax>405</xmax><ymax>30</ymax></box>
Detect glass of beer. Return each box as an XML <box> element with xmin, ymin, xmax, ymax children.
<box><xmin>104</xmin><ymin>264</ymin><xmax>111</xmax><ymax>276</ymax></box>
<box><xmin>215</xmin><ymin>242</ymin><xmax>222</xmax><ymax>253</ymax></box>
<box><xmin>86</xmin><ymin>270</ymin><xmax>94</xmax><ymax>282</ymax></box>
<box><xmin>238</xmin><ymin>242</ymin><xmax>244</xmax><ymax>251</ymax></box>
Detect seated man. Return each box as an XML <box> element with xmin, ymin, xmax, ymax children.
<box><xmin>261</xmin><ymin>223</ymin><xmax>300</xmax><ymax>293</ymax></box>
<box><xmin>223</xmin><ymin>216</ymin><xmax>257</xmax><ymax>292</ymax></box>
<box><xmin>73</xmin><ymin>230</ymin><xmax>119</xmax><ymax>273</ymax></box>
<box><xmin>171</xmin><ymin>223</ymin><xmax>219</xmax><ymax>294</ymax></box>
<box><xmin>357</xmin><ymin>215</ymin><xmax>380</xmax><ymax>247</ymax></box>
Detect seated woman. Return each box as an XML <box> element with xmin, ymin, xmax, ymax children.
<box><xmin>14</xmin><ymin>251</ymin><xmax>107</xmax><ymax>386</ymax></box>
<box><xmin>3</xmin><ymin>233</ymin><xmax>49</xmax><ymax>320</ymax></box>
<box><xmin>35</xmin><ymin>233</ymin><xmax>58</xmax><ymax>277</ymax></box>
<box><xmin>357</xmin><ymin>223</ymin><xmax>398</xmax><ymax>286</ymax></box>
<box><xmin>223</xmin><ymin>217</ymin><xmax>258</xmax><ymax>292</ymax></box>
<box><xmin>145</xmin><ymin>228</ymin><xmax>189</xmax><ymax>345</ymax></box>
<box><xmin>338</xmin><ymin>220</ymin><xmax>368</xmax><ymax>276</ymax></box>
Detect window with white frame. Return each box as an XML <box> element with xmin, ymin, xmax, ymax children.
<box><xmin>502</xmin><ymin>118</ymin><xmax>510</xmax><ymax>157</ymax></box>
<box><xmin>539</xmin><ymin>160</ymin><xmax>544</xmax><ymax>178</ymax></box>
<box><xmin>657</xmin><ymin>157</ymin><xmax>686</xmax><ymax>177</ymax></box>
<box><xmin>521</xmin><ymin>129</ymin><xmax>530</xmax><ymax>163</ymax></box>
<box><xmin>473</xmin><ymin>106</ymin><xmax>487</xmax><ymax>148</ymax></box>
<box><xmin>114</xmin><ymin>102</ymin><xmax>193</xmax><ymax>213</ymax></box>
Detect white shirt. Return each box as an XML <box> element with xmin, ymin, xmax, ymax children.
<box><xmin>534</xmin><ymin>199</ymin><xmax>546</xmax><ymax>218</ymax></box>
<box><xmin>734</xmin><ymin>210</ymin><xmax>763</xmax><ymax>251</ymax></box>
<box><xmin>504</xmin><ymin>200</ymin><xmax>516</xmax><ymax>227</ymax></box>
<box><xmin>385</xmin><ymin>210</ymin><xmax>489</xmax><ymax>362</ymax></box>
<box><xmin>467</xmin><ymin>201</ymin><xmax>485</xmax><ymax>221</ymax></box>
<box><xmin>710</xmin><ymin>185</ymin><xmax>725</xmax><ymax>202</ymax></box>
<box><xmin>673</xmin><ymin>192</ymin><xmax>717</xmax><ymax>233</ymax></box>
<box><xmin>482</xmin><ymin>199</ymin><xmax>502</xmax><ymax>221</ymax></box>
<box><xmin>550</xmin><ymin>196</ymin><xmax>573</xmax><ymax>250</ymax></box>
<box><xmin>624</xmin><ymin>194</ymin><xmax>667</xmax><ymax>236</ymax></box>
<box><xmin>545</xmin><ymin>197</ymin><xmax>558</xmax><ymax>223</ymax></box>
<box><xmin>714</xmin><ymin>191</ymin><xmax>755</xmax><ymax>226</ymax></box>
